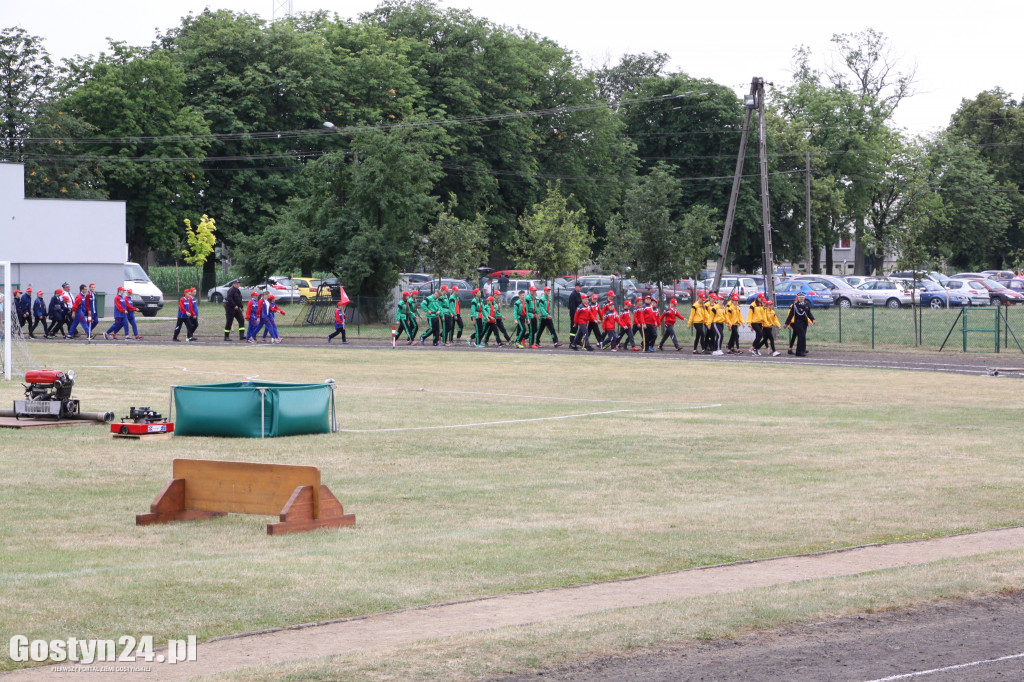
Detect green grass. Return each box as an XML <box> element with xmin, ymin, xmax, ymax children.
<box><xmin>1</xmin><ymin>344</ymin><xmax>1022</xmax><ymax>675</ymax></box>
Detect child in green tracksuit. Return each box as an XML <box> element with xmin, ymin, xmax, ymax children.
<box><xmin>396</xmin><ymin>292</ymin><xmax>410</xmax><ymax>342</ymax></box>
<box><xmin>513</xmin><ymin>291</ymin><xmax>531</xmax><ymax>348</ymax></box>
<box><xmin>469</xmin><ymin>290</ymin><xmax>485</xmax><ymax>347</ymax></box>
<box><xmin>420</xmin><ymin>291</ymin><xmax>442</xmax><ymax>345</ymax></box>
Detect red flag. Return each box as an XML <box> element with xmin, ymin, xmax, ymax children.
<box><xmin>337</xmin><ymin>286</ymin><xmax>351</xmax><ymax>307</ymax></box>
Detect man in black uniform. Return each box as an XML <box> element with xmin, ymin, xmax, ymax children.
<box><xmin>223</xmin><ymin>280</ymin><xmax>245</xmax><ymax>341</ymax></box>
<box><xmin>785</xmin><ymin>291</ymin><xmax>815</xmax><ymax>356</ymax></box>
<box><xmin>567</xmin><ymin>281</ymin><xmax>583</xmax><ymax>340</ymax></box>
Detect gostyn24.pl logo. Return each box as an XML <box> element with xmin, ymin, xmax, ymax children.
<box><xmin>9</xmin><ymin>635</ymin><xmax>197</xmax><ymax>665</ymax></box>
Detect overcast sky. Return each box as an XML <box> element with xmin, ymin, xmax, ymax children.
<box><xmin>8</xmin><ymin>0</ymin><xmax>1022</xmax><ymax>135</ymax></box>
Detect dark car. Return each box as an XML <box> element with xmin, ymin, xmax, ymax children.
<box><xmin>750</xmin><ymin>280</ymin><xmax>834</xmax><ymax>308</ymax></box>
<box><xmin>996</xmin><ymin>278</ymin><xmax>1024</xmax><ymax>293</ymax></box>
<box><xmin>964</xmin><ymin>278</ymin><xmax>1024</xmax><ymax>305</ymax></box>
<box><xmin>916</xmin><ymin>280</ymin><xmax>970</xmax><ymax>308</ymax></box>
<box><xmin>410</xmin><ymin>279</ymin><xmax>475</xmax><ymax>305</ymax></box>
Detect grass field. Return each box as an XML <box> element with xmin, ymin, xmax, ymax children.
<box><xmin>1</xmin><ymin>343</ymin><xmax>1023</xmax><ymax>679</ymax></box>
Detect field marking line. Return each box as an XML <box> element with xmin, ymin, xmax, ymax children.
<box><xmin>863</xmin><ymin>651</ymin><xmax>1024</xmax><ymax>681</ymax></box>
<box><xmin>331</xmin><ymin>384</ymin><xmax>655</xmax><ymax>404</ymax></box>
<box><xmin>337</xmin><ymin>404</ymin><xmax>722</xmax><ymax>433</ymax></box>
<box><xmin>82</xmin><ymin>364</ymin><xmax>260</xmax><ymax>380</ymax></box>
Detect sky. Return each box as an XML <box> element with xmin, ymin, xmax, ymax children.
<box><xmin>7</xmin><ymin>0</ymin><xmax>1023</xmax><ymax>135</ymax></box>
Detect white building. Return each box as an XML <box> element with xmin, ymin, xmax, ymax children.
<box><xmin>0</xmin><ymin>163</ymin><xmax>126</xmax><ymax>315</ymax></box>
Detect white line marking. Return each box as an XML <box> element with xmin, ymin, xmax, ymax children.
<box><xmin>337</xmin><ymin>405</ymin><xmax>722</xmax><ymax>433</ymax></box>
<box><xmin>863</xmin><ymin>651</ymin><xmax>1024</xmax><ymax>681</ymax></box>
<box><xmin>331</xmin><ymin>384</ymin><xmax>654</xmax><ymax>404</ymax></box>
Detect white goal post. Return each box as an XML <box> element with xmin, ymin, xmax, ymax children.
<box><xmin>2</xmin><ymin>260</ymin><xmax>10</xmax><ymax>381</ymax></box>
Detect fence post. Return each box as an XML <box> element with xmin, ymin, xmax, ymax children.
<box><xmin>356</xmin><ymin>295</ymin><xmax>361</xmax><ymax>335</ymax></box>
<box><xmin>838</xmin><ymin>304</ymin><xmax>842</xmax><ymax>344</ymax></box>
<box><xmin>871</xmin><ymin>305</ymin><xmax>875</xmax><ymax>349</ymax></box>
<box><xmin>995</xmin><ymin>307</ymin><xmax>1000</xmax><ymax>353</ymax></box>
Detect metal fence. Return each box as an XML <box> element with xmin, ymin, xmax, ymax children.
<box><xmin>292</xmin><ymin>296</ymin><xmax>1024</xmax><ymax>353</ymax></box>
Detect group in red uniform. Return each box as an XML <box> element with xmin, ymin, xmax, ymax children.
<box><xmin>571</xmin><ymin>291</ymin><xmax>685</xmax><ymax>353</ymax></box>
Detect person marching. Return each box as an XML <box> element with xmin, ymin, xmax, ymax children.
<box><xmin>68</xmin><ymin>285</ymin><xmax>90</xmax><ymax>338</ymax></box>
<box><xmin>46</xmin><ymin>289</ymin><xmax>67</xmax><ymax>338</ymax></box>
<box><xmin>658</xmin><ymin>298</ymin><xmax>684</xmax><ymax>351</ymax></box>
<box><xmin>31</xmin><ymin>289</ymin><xmax>47</xmax><ymax>338</ymax></box>
<box><xmin>87</xmin><ymin>284</ymin><xmax>99</xmax><ymax>333</ymax></box>
<box><xmin>15</xmin><ymin>289</ymin><xmax>30</xmax><ymax>333</ymax></box>
<box><xmin>405</xmin><ymin>291</ymin><xmax>420</xmax><ymax>341</ymax></box>
<box><xmin>688</xmin><ymin>291</ymin><xmax>707</xmax><ymax>354</ymax></box>
<box><xmin>223</xmin><ymin>280</ymin><xmax>245</xmax><ymax>341</ymax></box>
<box><xmin>419</xmin><ymin>290</ymin><xmax>441</xmax><ymax>346</ymax></box>
<box><xmin>512</xmin><ymin>290</ymin><xmax>530</xmax><ymax>348</ymax></box>
<box><xmin>468</xmin><ymin>289</ymin><xmax>483</xmax><ymax>346</ymax></box>
<box><xmin>173</xmin><ymin>288</ymin><xmax>197</xmax><ymax>342</ymax></box>
<box><xmin>486</xmin><ymin>295</ymin><xmax>511</xmax><ymax>346</ymax></box>
<box><xmin>395</xmin><ymin>291</ymin><xmax>410</xmax><ymax>343</ymax></box>
<box><xmin>328</xmin><ymin>302</ymin><xmax>347</xmax><ymax>343</ymax></box>
<box><xmin>567</xmin><ymin>281</ymin><xmax>583</xmax><ymax>340</ymax></box>
<box><xmin>641</xmin><ymin>295</ymin><xmax>659</xmax><ymax>352</ymax></box>
<box><xmin>570</xmin><ymin>295</ymin><xmax>595</xmax><ymax>351</ymax></box>
<box><xmin>451</xmin><ymin>286</ymin><xmax>465</xmax><ymax>344</ymax></box>
<box><xmin>534</xmin><ymin>285</ymin><xmax>562</xmax><ymax>347</ymax></box>
<box><xmin>747</xmin><ymin>294</ymin><xmax>765</xmax><ymax>356</ymax></box>
<box><xmin>439</xmin><ymin>285</ymin><xmax>454</xmax><ymax>345</ymax></box>
<box><xmin>123</xmin><ymin>289</ymin><xmax>141</xmax><ymax>339</ymax></box>
<box><xmin>245</xmin><ymin>291</ymin><xmax>263</xmax><ymax>343</ymax></box>
<box><xmin>600</xmin><ymin>292</ymin><xmax>618</xmax><ymax>350</ymax></box>
<box><xmin>103</xmin><ymin>287</ymin><xmax>127</xmax><ymax>339</ymax></box>
<box><xmin>481</xmin><ymin>295</ymin><xmax>498</xmax><ymax>345</ymax></box>
<box><xmin>706</xmin><ymin>294</ymin><xmax>726</xmax><ymax>355</ymax></box>
<box><xmin>784</xmin><ymin>291</ymin><xmax>815</xmax><ymax>356</ymax></box>
<box><xmin>762</xmin><ymin>300</ymin><xmax>782</xmax><ymax>356</ymax></box>
<box><xmin>725</xmin><ymin>293</ymin><xmax>744</xmax><ymax>354</ymax></box>
<box><xmin>615</xmin><ymin>300</ymin><xmax>637</xmax><ymax>351</ymax></box>
<box><xmin>262</xmin><ymin>294</ymin><xmax>285</xmax><ymax>343</ymax></box>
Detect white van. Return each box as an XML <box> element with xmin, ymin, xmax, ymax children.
<box><xmin>123</xmin><ymin>262</ymin><xmax>165</xmax><ymax>317</ymax></box>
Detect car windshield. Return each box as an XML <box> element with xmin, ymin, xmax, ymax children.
<box><xmin>919</xmin><ymin>281</ymin><xmax>941</xmax><ymax>291</ymax></box>
<box><xmin>124</xmin><ymin>263</ymin><xmax>149</xmax><ymax>281</ymax></box>
<box><xmin>986</xmin><ymin>280</ymin><xmax>1009</xmax><ymax>290</ymax></box>
<box><xmin>807</xmin><ymin>282</ymin><xmax>828</xmax><ymax>291</ymax></box>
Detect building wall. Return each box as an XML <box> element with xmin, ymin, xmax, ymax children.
<box><xmin>0</xmin><ymin>163</ymin><xmax>127</xmax><ymax>315</ymax></box>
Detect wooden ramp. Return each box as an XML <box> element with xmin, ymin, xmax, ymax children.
<box><xmin>136</xmin><ymin>459</ymin><xmax>355</xmax><ymax>535</ymax></box>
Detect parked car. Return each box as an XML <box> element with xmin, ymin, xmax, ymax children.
<box><xmin>410</xmin><ymin>278</ymin><xmax>475</xmax><ymax>305</ymax></box>
<box><xmin>751</xmin><ymin>280</ymin><xmax>834</xmax><ymax>307</ymax></box>
<box><xmin>889</xmin><ymin>270</ymin><xmax>951</xmax><ymax>286</ymax></box>
<box><xmin>951</xmin><ymin>272</ymin><xmax>994</xmax><ymax>280</ymax></box>
<box><xmin>940</xmin><ymin>279</ymin><xmax>991</xmax><ymax>306</ymax></box>
<box><xmin>982</xmin><ymin>270</ymin><xmax>1015</xmax><ymax>280</ymax></box>
<box><xmin>571</xmin><ymin>276</ymin><xmax>641</xmax><ymax>303</ymax></box>
<box><xmin>123</xmin><ymin>261</ymin><xmax>165</xmax><ymax>316</ymax></box>
<box><xmin>996</xmin><ymin>278</ymin><xmax>1024</xmax><ymax>293</ymax></box>
<box><xmin>855</xmin><ymin>279</ymin><xmax>915</xmax><ymax>308</ymax></box>
<box><xmin>400</xmin><ymin>273</ymin><xmax>431</xmax><ymax>287</ymax></box>
<box><xmin>965</xmin><ymin>278</ymin><xmax>1024</xmax><ymax>305</ymax></box>
<box><xmin>207</xmin><ymin>279</ymin><xmax>261</xmax><ymax>304</ymax></box>
<box><xmin>916</xmin><ymin>280</ymin><xmax>970</xmax><ymax>308</ymax></box>
<box><xmin>700</xmin><ymin>275</ymin><xmax>758</xmax><ymax>299</ymax></box>
<box><xmin>793</xmin><ymin>275</ymin><xmax>873</xmax><ymax>308</ymax></box>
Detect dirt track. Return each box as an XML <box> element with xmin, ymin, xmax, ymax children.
<box><xmin>7</xmin><ymin>527</ymin><xmax>1024</xmax><ymax>681</ymax></box>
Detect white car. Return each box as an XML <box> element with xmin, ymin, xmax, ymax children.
<box><xmin>855</xmin><ymin>279</ymin><xmax>915</xmax><ymax>308</ymax></box>
<box><xmin>123</xmin><ymin>262</ymin><xmax>164</xmax><ymax>317</ymax></box>
<box><xmin>700</xmin><ymin>275</ymin><xmax>758</xmax><ymax>298</ymax></box>
<box><xmin>944</xmin><ymin>278</ymin><xmax>994</xmax><ymax>306</ymax></box>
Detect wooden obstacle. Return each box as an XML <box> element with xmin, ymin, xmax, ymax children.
<box><xmin>136</xmin><ymin>459</ymin><xmax>355</xmax><ymax>535</ymax></box>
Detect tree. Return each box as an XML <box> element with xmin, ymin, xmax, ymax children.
<box><xmin>823</xmin><ymin>29</ymin><xmax>916</xmax><ymax>116</ymax></box>
<box><xmin>512</xmin><ymin>184</ymin><xmax>592</xmax><ymax>287</ymax></box>
<box><xmin>677</xmin><ymin>204</ymin><xmax>720</xmax><ymax>284</ymax></box>
<box><xmin>182</xmin><ymin>215</ymin><xmax>217</xmax><ymax>291</ymax></box>
<box><xmin>600</xmin><ymin>165</ymin><xmax>690</xmax><ymax>304</ymax></box>
<box><xmin>591</xmin><ymin>51</ymin><xmax>670</xmax><ymax>105</ymax></box>
<box><xmin>239</xmin><ymin>124</ymin><xmax>450</xmax><ymax>298</ymax></box>
<box><xmin>422</xmin><ymin>195</ymin><xmax>489</xmax><ymax>281</ymax></box>
<box><xmin>55</xmin><ymin>44</ymin><xmax>210</xmax><ymax>260</ymax></box>
<box><xmin>0</xmin><ymin>26</ymin><xmax>54</xmax><ymax>161</ymax></box>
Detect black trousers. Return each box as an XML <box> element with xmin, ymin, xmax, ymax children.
<box><xmin>658</xmin><ymin>325</ymin><xmax>679</xmax><ymax>349</ymax></box>
<box><xmin>173</xmin><ymin>317</ymin><xmax>198</xmax><ymax>339</ymax></box>
<box><xmin>29</xmin><ymin>315</ymin><xmax>45</xmax><ymax>336</ymax></box>
<box><xmin>47</xmin><ymin>314</ymin><xmax>67</xmax><ymax>337</ymax></box>
<box><xmin>751</xmin><ymin>323</ymin><xmax>763</xmax><ymax>349</ymax></box>
<box><xmin>763</xmin><ymin>327</ymin><xmax>776</xmax><ymax>351</ymax></box>
<box><xmin>454</xmin><ymin>314</ymin><xmax>464</xmax><ymax>339</ymax></box>
<box><xmin>692</xmin><ymin>323</ymin><xmax>705</xmax><ymax>351</ymax></box>
<box><xmin>224</xmin><ymin>307</ymin><xmax>245</xmax><ymax>336</ymax></box>
<box><xmin>727</xmin><ymin>325</ymin><xmax>740</xmax><ymax>350</ymax></box>
<box><xmin>792</xmin><ymin>323</ymin><xmax>808</xmax><ymax>354</ymax></box>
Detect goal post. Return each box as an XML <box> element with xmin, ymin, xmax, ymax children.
<box><xmin>2</xmin><ymin>260</ymin><xmax>10</xmax><ymax>380</ymax></box>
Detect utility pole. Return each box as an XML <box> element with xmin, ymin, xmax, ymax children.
<box><xmin>756</xmin><ymin>79</ymin><xmax>775</xmax><ymax>302</ymax></box>
<box><xmin>713</xmin><ymin>77</ymin><xmax>775</xmax><ymax>302</ymax></box>
<box><xmin>712</xmin><ymin>79</ymin><xmax>757</xmax><ymax>294</ymax></box>
<box><xmin>806</xmin><ymin>151</ymin><xmax>812</xmax><ymax>274</ymax></box>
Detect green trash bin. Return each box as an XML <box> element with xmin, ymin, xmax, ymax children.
<box><xmin>95</xmin><ymin>292</ymin><xmax>106</xmax><ymax>319</ymax></box>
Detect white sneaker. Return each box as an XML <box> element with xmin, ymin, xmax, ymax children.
<box><xmin>712</xmin><ymin>350</ymin><xmax>723</xmax><ymax>356</ymax></box>
<box><xmin>771</xmin><ymin>351</ymin><xmax>781</xmax><ymax>357</ymax></box>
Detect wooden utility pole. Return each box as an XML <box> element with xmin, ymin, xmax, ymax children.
<box><xmin>805</xmin><ymin>151</ymin><xmax>812</xmax><ymax>274</ymax></box>
<box><xmin>713</xmin><ymin>77</ymin><xmax>775</xmax><ymax>302</ymax></box>
<box><xmin>712</xmin><ymin>79</ymin><xmax>757</xmax><ymax>294</ymax></box>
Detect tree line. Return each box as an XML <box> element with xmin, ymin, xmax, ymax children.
<box><xmin>2</xmin><ymin>2</ymin><xmax>1023</xmax><ymax>297</ymax></box>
